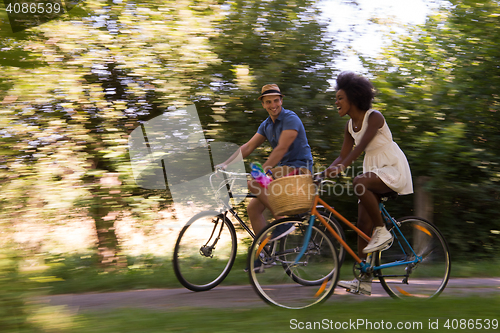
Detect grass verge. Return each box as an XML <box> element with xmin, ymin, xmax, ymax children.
<box><xmin>32</xmin><ymin>296</ymin><xmax>500</xmax><ymax>332</ymax></box>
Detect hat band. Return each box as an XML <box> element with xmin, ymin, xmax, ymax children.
<box><xmin>260</xmin><ymin>89</ymin><xmax>282</xmax><ymax>97</ymax></box>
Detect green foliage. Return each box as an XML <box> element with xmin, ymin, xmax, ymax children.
<box><xmin>0</xmin><ymin>250</ymin><xmax>32</xmax><ymax>331</ymax></box>
<box><xmin>30</xmin><ymin>252</ymin><xmax>500</xmax><ymax>296</ymax></box>
<box><xmin>0</xmin><ymin>0</ymin><xmax>343</xmax><ymax>263</ymax></box>
<box><xmin>202</xmin><ymin>0</ymin><xmax>343</xmax><ymax>167</ymax></box>
<box><xmin>0</xmin><ymin>0</ymin><xmax>225</xmax><ymax>261</ymax></box>
<box><xmin>39</xmin><ymin>253</ymin><xmax>182</xmax><ymax>293</ymax></box>
<box><xmin>2</xmin><ymin>0</ymin><xmax>499</xmax><ymax>264</ymax></box>
<box><xmin>364</xmin><ymin>0</ymin><xmax>500</xmax><ymax>258</ymax></box>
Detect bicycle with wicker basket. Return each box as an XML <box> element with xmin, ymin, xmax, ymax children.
<box><xmin>247</xmin><ymin>173</ymin><xmax>451</xmax><ymax>309</ymax></box>
<box><xmin>172</xmin><ymin>168</ymin><xmax>346</xmax><ymax>292</ymax></box>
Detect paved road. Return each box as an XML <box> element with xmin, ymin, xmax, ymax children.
<box><xmin>38</xmin><ymin>278</ymin><xmax>499</xmax><ymax>312</ymax></box>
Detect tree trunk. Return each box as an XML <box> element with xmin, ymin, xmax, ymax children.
<box><xmin>88</xmin><ymin>199</ymin><xmax>121</xmax><ymax>267</ymax></box>
<box><xmin>414</xmin><ymin>176</ymin><xmax>433</xmax><ymax>222</ymax></box>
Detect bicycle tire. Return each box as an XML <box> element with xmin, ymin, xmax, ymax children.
<box><xmin>248</xmin><ymin>219</ymin><xmax>339</xmax><ymax>309</ymax></box>
<box><xmin>173</xmin><ymin>210</ymin><xmax>237</xmax><ymax>292</ymax></box>
<box><xmin>279</xmin><ymin>212</ymin><xmax>345</xmax><ymax>286</ymax></box>
<box><xmin>376</xmin><ymin>217</ymin><xmax>451</xmax><ymax>299</ymax></box>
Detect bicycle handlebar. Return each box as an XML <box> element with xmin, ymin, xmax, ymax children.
<box><xmin>210</xmin><ymin>168</ymin><xmax>335</xmax><ymax>206</ymax></box>
<box><xmin>214</xmin><ymin>168</ymin><xmax>251</xmax><ymax>178</ymax></box>
<box><xmin>209</xmin><ymin>168</ymin><xmax>252</xmax><ymax>208</ymax></box>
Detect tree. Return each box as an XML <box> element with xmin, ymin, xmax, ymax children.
<box><xmin>1</xmin><ymin>0</ymin><xmax>349</xmax><ymax>263</ymax></box>
<box><xmin>201</xmin><ymin>0</ymin><xmax>344</xmax><ymax>167</ymax></box>
<box><xmin>364</xmin><ymin>0</ymin><xmax>500</xmax><ymax>258</ymax></box>
<box><xmin>0</xmin><ymin>0</ymin><xmax>224</xmax><ymax>264</ymax></box>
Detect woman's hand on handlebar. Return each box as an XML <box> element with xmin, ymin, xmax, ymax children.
<box><xmin>324</xmin><ymin>164</ymin><xmax>345</xmax><ymax>178</ymax></box>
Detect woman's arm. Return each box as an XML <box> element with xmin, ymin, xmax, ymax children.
<box><xmin>324</xmin><ymin>122</ymin><xmax>353</xmax><ymax>177</ymax></box>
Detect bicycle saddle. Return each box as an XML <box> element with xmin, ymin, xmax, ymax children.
<box><xmin>378</xmin><ymin>191</ymin><xmax>398</xmax><ymax>201</ymax></box>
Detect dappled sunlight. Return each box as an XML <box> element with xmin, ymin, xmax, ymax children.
<box><xmin>0</xmin><ymin>0</ymin><xmax>498</xmax><ymax>327</ymax></box>
<box><xmin>14</xmin><ymin>213</ymin><xmax>97</xmax><ymax>255</ymax></box>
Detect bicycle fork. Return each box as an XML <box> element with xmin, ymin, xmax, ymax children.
<box><xmin>199</xmin><ymin>215</ymin><xmax>226</xmax><ymax>258</ymax></box>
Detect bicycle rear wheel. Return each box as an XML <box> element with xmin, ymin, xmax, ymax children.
<box><xmin>377</xmin><ymin>217</ymin><xmax>451</xmax><ymax>299</ymax></box>
<box><xmin>248</xmin><ymin>219</ymin><xmax>339</xmax><ymax>309</ymax></box>
<box><xmin>173</xmin><ymin>211</ymin><xmax>237</xmax><ymax>291</ymax></box>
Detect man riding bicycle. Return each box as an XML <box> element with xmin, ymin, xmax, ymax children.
<box><xmin>217</xmin><ymin>84</ymin><xmax>313</xmax><ymax>242</ymax></box>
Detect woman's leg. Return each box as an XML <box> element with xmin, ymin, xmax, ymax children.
<box><xmin>353</xmin><ymin>172</ymin><xmax>391</xmax><ymax>228</ymax></box>
<box><xmin>354</xmin><ymin>172</ymin><xmax>393</xmax><ymax>254</ymax></box>
<box><xmin>357</xmin><ymin>202</ymin><xmax>372</xmax><ymax>259</ymax></box>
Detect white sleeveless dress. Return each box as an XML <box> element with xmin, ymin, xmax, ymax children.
<box><xmin>348</xmin><ymin>109</ymin><xmax>413</xmax><ymax>195</ymax></box>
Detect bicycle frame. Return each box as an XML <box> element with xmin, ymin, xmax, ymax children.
<box><xmin>376</xmin><ymin>204</ymin><xmax>422</xmax><ymax>272</ymax></box>
<box><xmin>214</xmin><ymin>170</ymin><xmax>422</xmax><ymax>275</ymax></box>
<box><xmin>210</xmin><ymin>170</ymin><xmax>256</xmax><ymax>239</ymax></box>
<box><xmin>222</xmin><ymin>205</ymin><xmax>256</xmax><ymax>239</ymax></box>
<box><xmin>305</xmin><ymin>193</ymin><xmax>421</xmax><ymax>274</ymax></box>
<box><xmin>311</xmin><ymin>196</ymin><xmax>369</xmax><ymax>264</ymax></box>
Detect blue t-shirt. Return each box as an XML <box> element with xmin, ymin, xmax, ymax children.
<box><xmin>257</xmin><ymin>108</ymin><xmax>313</xmax><ymax>171</ymax></box>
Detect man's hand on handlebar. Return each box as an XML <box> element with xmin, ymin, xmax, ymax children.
<box><xmin>215</xmin><ymin>163</ymin><xmax>227</xmax><ymax>172</ymax></box>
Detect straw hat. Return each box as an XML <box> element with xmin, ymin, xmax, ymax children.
<box><xmin>258</xmin><ymin>84</ymin><xmax>284</xmax><ymax>100</ymax></box>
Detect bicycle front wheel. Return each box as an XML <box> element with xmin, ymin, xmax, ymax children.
<box><xmin>248</xmin><ymin>218</ymin><xmax>339</xmax><ymax>309</ymax></box>
<box><xmin>173</xmin><ymin>211</ymin><xmax>237</xmax><ymax>291</ymax></box>
<box><xmin>314</xmin><ymin>209</ymin><xmax>346</xmax><ymax>267</ymax></box>
<box><xmin>377</xmin><ymin>217</ymin><xmax>451</xmax><ymax>299</ymax></box>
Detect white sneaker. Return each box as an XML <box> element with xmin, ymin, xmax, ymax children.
<box><xmin>337</xmin><ymin>277</ymin><xmax>372</xmax><ymax>296</ymax></box>
<box><xmin>363</xmin><ymin>226</ymin><xmax>393</xmax><ymax>253</ymax></box>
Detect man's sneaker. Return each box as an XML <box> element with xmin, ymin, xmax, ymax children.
<box><xmin>244</xmin><ymin>259</ymin><xmax>277</xmax><ymax>273</ymax></box>
<box><xmin>244</xmin><ymin>259</ymin><xmax>264</xmax><ymax>273</ymax></box>
<box><xmin>363</xmin><ymin>226</ymin><xmax>393</xmax><ymax>253</ymax></box>
<box><xmin>337</xmin><ymin>277</ymin><xmax>372</xmax><ymax>296</ymax></box>
<box><xmin>270</xmin><ymin>223</ymin><xmax>295</xmax><ymax>241</ymax></box>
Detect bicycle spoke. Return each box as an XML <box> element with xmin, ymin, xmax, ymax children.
<box><xmin>173</xmin><ymin>211</ymin><xmax>237</xmax><ymax>291</ymax></box>
<box><xmin>377</xmin><ymin>217</ymin><xmax>450</xmax><ymax>299</ymax></box>
<box><xmin>248</xmin><ymin>218</ymin><xmax>339</xmax><ymax>309</ymax></box>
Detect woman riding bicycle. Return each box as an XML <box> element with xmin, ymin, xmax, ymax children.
<box><xmin>322</xmin><ymin>71</ymin><xmax>413</xmax><ymax>295</ymax></box>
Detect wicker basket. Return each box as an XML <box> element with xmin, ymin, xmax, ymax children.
<box><xmin>267</xmin><ymin>175</ymin><xmax>317</xmax><ymax>216</ymax></box>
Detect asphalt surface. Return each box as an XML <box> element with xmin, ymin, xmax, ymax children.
<box><xmin>38</xmin><ymin>278</ymin><xmax>499</xmax><ymax>312</ymax></box>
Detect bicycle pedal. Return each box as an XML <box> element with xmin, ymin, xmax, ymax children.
<box><xmin>346</xmin><ymin>287</ymin><xmax>371</xmax><ymax>296</ymax></box>
<box><xmin>341</xmin><ymin>279</ymin><xmax>372</xmax><ymax>296</ymax></box>
<box><xmin>345</xmin><ymin>288</ymin><xmax>359</xmax><ymax>295</ymax></box>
